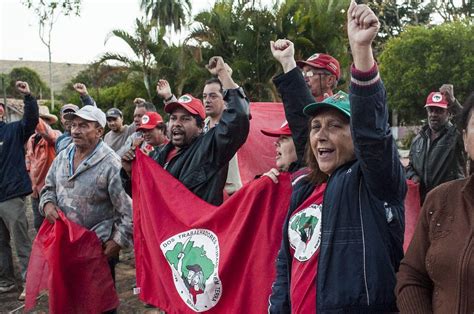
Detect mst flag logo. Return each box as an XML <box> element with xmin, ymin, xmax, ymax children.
<box><xmin>288</xmin><ymin>204</ymin><xmax>322</xmax><ymax>261</ymax></box>
<box><xmin>161</xmin><ymin>229</ymin><xmax>222</xmax><ymax>312</ymax></box>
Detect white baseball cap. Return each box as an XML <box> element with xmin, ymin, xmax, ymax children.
<box><xmin>65</xmin><ymin>106</ymin><xmax>106</xmax><ymax>128</ymax></box>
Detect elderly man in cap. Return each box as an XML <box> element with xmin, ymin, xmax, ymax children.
<box><xmin>296</xmin><ymin>52</ymin><xmax>340</xmax><ymax>101</ymax></box>
<box><xmin>122</xmin><ymin>56</ymin><xmax>250</xmax><ymax>206</ymax></box>
<box><xmin>104</xmin><ymin>107</ymin><xmax>136</xmax><ymax>153</ymax></box>
<box><xmin>406</xmin><ymin>88</ymin><xmax>465</xmax><ymax>204</ymax></box>
<box><xmin>0</xmin><ymin>81</ymin><xmax>38</xmax><ymax>300</ymax></box>
<box><xmin>25</xmin><ymin>106</ymin><xmax>62</xmax><ymax>232</ymax></box>
<box><xmin>40</xmin><ymin>105</ymin><xmax>133</xmax><ymax>290</ymax></box>
<box><xmin>55</xmin><ymin>83</ymin><xmax>97</xmax><ymax>154</ymax></box>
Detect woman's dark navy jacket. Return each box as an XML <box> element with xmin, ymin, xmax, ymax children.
<box><xmin>268</xmin><ymin>65</ymin><xmax>406</xmax><ymax>313</ymax></box>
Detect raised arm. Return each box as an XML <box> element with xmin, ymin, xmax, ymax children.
<box><xmin>204</xmin><ymin>56</ymin><xmax>250</xmax><ymax>166</ymax></box>
<box><xmin>16</xmin><ymin>81</ymin><xmax>39</xmax><ymax>142</ymax></box>
<box><xmin>347</xmin><ymin>1</ymin><xmax>406</xmax><ymax>202</ymax></box>
<box><xmin>74</xmin><ymin>83</ymin><xmax>97</xmax><ymax>107</ymax></box>
<box><xmin>156</xmin><ymin>79</ymin><xmax>177</xmax><ymax>104</ymax></box>
<box><xmin>35</xmin><ymin>118</ymin><xmax>61</xmax><ymax>145</ymax></box>
<box><xmin>270</xmin><ymin>40</ymin><xmax>315</xmax><ymax>167</ymax></box>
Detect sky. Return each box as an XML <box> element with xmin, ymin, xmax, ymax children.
<box><xmin>0</xmin><ymin>0</ymin><xmax>215</xmax><ymax>64</ymax></box>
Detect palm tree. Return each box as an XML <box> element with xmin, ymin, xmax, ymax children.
<box><xmin>98</xmin><ymin>18</ymin><xmax>167</xmax><ymax>99</ymax></box>
<box><xmin>140</xmin><ymin>0</ymin><xmax>192</xmax><ymax>32</ymax></box>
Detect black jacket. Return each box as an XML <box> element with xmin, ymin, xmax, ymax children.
<box><xmin>123</xmin><ymin>88</ymin><xmax>249</xmax><ymax>206</ymax></box>
<box><xmin>0</xmin><ymin>95</ymin><xmax>39</xmax><ymax>202</ymax></box>
<box><xmin>269</xmin><ymin>66</ymin><xmax>406</xmax><ymax>313</ymax></box>
<box><xmin>406</xmin><ymin>123</ymin><xmax>465</xmax><ymax>203</ymax></box>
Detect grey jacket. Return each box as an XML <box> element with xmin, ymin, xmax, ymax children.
<box><xmin>40</xmin><ymin>141</ymin><xmax>133</xmax><ymax>248</ymax></box>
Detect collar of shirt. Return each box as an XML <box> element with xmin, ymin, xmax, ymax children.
<box><xmin>68</xmin><ymin>140</ymin><xmax>103</xmax><ymax>177</ymax></box>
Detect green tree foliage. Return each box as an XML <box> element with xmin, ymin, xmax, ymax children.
<box><xmin>366</xmin><ymin>0</ymin><xmax>471</xmax><ymax>51</ymax></box>
<box><xmin>59</xmin><ymin>63</ymin><xmax>129</xmax><ymax>102</ymax></box>
<box><xmin>98</xmin><ymin>18</ymin><xmax>169</xmax><ymax>99</ymax></box>
<box><xmin>7</xmin><ymin>67</ymin><xmax>50</xmax><ymax>99</ymax></box>
<box><xmin>140</xmin><ymin>0</ymin><xmax>191</xmax><ymax>32</ymax></box>
<box><xmin>63</xmin><ymin>71</ymin><xmax>150</xmax><ymax>124</ymax></box>
<box><xmin>188</xmin><ymin>0</ymin><xmax>351</xmax><ymax>100</ymax></box>
<box><xmin>379</xmin><ymin>21</ymin><xmax>474</xmax><ymax>123</ymax></box>
<box><xmin>87</xmin><ymin>0</ymin><xmax>471</xmax><ymax>109</ymax></box>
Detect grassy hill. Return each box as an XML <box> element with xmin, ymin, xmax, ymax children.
<box><xmin>0</xmin><ymin>60</ymin><xmax>88</xmax><ymax>91</ymax></box>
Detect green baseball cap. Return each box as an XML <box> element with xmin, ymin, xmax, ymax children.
<box><xmin>303</xmin><ymin>91</ymin><xmax>351</xmax><ymax>118</ymax></box>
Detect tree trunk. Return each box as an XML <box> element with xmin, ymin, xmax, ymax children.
<box><xmin>48</xmin><ymin>46</ymin><xmax>54</xmax><ymax>111</ymax></box>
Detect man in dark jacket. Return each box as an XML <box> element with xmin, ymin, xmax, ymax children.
<box><xmin>122</xmin><ymin>56</ymin><xmax>250</xmax><ymax>206</ymax></box>
<box><xmin>0</xmin><ymin>81</ymin><xmax>39</xmax><ymax>299</ymax></box>
<box><xmin>406</xmin><ymin>89</ymin><xmax>465</xmax><ymax>203</ymax></box>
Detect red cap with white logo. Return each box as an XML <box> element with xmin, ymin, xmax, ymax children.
<box><xmin>164</xmin><ymin>94</ymin><xmax>206</xmax><ymax>119</ymax></box>
<box><xmin>425</xmin><ymin>92</ymin><xmax>449</xmax><ymax>109</ymax></box>
<box><xmin>297</xmin><ymin>53</ymin><xmax>341</xmax><ymax>80</ymax></box>
<box><xmin>137</xmin><ymin>112</ymin><xmax>164</xmax><ymax>131</ymax></box>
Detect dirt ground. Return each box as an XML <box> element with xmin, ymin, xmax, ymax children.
<box><xmin>0</xmin><ymin>198</ymin><xmax>164</xmax><ymax>314</ymax></box>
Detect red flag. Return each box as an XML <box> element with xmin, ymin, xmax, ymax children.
<box><xmin>238</xmin><ymin>102</ymin><xmax>286</xmax><ymax>183</ymax></box>
<box><xmin>403</xmin><ymin>180</ymin><xmax>422</xmax><ymax>251</ymax></box>
<box><xmin>25</xmin><ymin>211</ymin><xmax>119</xmax><ymax>313</ymax></box>
<box><xmin>132</xmin><ymin>150</ymin><xmax>291</xmax><ymax>313</ymax></box>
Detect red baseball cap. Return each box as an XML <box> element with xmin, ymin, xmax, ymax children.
<box><xmin>137</xmin><ymin>112</ymin><xmax>164</xmax><ymax>131</ymax></box>
<box><xmin>164</xmin><ymin>94</ymin><xmax>206</xmax><ymax>119</ymax></box>
<box><xmin>261</xmin><ymin>120</ymin><xmax>292</xmax><ymax>137</ymax></box>
<box><xmin>425</xmin><ymin>92</ymin><xmax>449</xmax><ymax>109</ymax></box>
<box><xmin>297</xmin><ymin>53</ymin><xmax>341</xmax><ymax>80</ymax></box>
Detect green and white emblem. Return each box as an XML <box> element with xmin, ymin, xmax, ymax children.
<box><xmin>161</xmin><ymin>229</ymin><xmax>222</xmax><ymax>312</ymax></box>
<box><xmin>288</xmin><ymin>204</ymin><xmax>322</xmax><ymax>261</ymax></box>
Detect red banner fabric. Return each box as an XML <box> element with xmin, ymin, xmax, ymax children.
<box><xmin>132</xmin><ymin>150</ymin><xmax>292</xmax><ymax>313</ymax></box>
<box><xmin>403</xmin><ymin>180</ymin><xmax>422</xmax><ymax>251</ymax></box>
<box><xmin>237</xmin><ymin>102</ymin><xmax>286</xmax><ymax>183</ymax></box>
<box><xmin>25</xmin><ymin>211</ymin><xmax>119</xmax><ymax>313</ymax></box>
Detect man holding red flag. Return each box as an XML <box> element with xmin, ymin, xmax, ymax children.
<box><xmin>122</xmin><ymin>56</ymin><xmax>250</xmax><ymax>206</ymax></box>
<box><xmin>131</xmin><ymin>149</ymin><xmax>292</xmax><ymax>312</ymax></box>
<box><xmin>37</xmin><ymin>105</ymin><xmax>132</xmax><ymax>312</ymax></box>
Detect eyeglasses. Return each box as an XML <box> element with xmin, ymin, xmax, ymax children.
<box><xmin>301</xmin><ymin>70</ymin><xmax>329</xmax><ymax>78</ymax></box>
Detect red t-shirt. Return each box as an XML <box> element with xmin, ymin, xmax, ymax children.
<box><xmin>165</xmin><ymin>147</ymin><xmax>178</xmax><ymax>163</ymax></box>
<box><xmin>289</xmin><ymin>183</ymin><xmax>326</xmax><ymax>313</ymax></box>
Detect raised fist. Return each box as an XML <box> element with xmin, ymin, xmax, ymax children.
<box><xmin>133</xmin><ymin>98</ymin><xmax>146</xmax><ymax>106</ymax></box>
<box><xmin>439</xmin><ymin>84</ymin><xmax>455</xmax><ymax>104</ymax></box>
<box><xmin>73</xmin><ymin>83</ymin><xmax>88</xmax><ymax>95</ymax></box>
<box><xmin>206</xmin><ymin>56</ymin><xmax>227</xmax><ymax>76</ymax></box>
<box><xmin>270</xmin><ymin>39</ymin><xmax>294</xmax><ymax>63</ymax></box>
<box><xmin>347</xmin><ymin>1</ymin><xmax>380</xmax><ymax>47</ymax></box>
<box><xmin>15</xmin><ymin>81</ymin><xmax>31</xmax><ymax>95</ymax></box>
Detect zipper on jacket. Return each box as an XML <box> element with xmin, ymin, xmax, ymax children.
<box><xmin>358</xmin><ymin>180</ymin><xmax>370</xmax><ymax>306</ymax></box>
